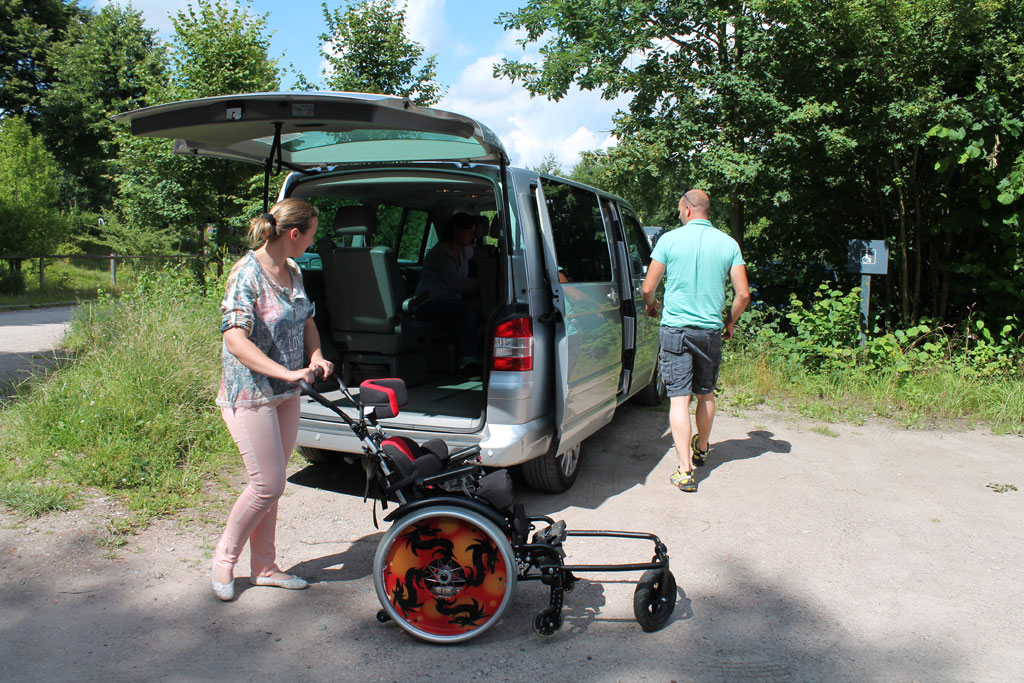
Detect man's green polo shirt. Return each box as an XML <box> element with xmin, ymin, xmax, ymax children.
<box><xmin>650</xmin><ymin>219</ymin><xmax>744</xmax><ymax>329</ymax></box>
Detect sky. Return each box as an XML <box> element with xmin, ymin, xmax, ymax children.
<box><xmin>86</xmin><ymin>0</ymin><xmax>630</xmax><ymax>170</ymax></box>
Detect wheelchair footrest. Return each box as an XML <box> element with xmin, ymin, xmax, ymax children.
<box><xmin>533</xmin><ymin>520</ymin><xmax>567</xmax><ymax>546</ymax></box>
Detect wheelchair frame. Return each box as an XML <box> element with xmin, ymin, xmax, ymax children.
<box><xmin>299</xmin><ymin>375</ymin><xmax>675</xmax><ymax>643</ymax></box>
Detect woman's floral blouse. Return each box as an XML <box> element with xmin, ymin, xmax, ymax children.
<box><xmin>217</xmin><ymin>251</ymin><xmax>312</xmax><ymax>408</ymax></box>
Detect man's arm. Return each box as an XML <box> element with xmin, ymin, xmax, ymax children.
<box><xmin>723</xmin><ymin>263</ymin><xmax>751</xmax><ymax>340</ymax></box>
<box><xmin>641</xmin><ymin>259</ymin><xmax>665</xmax><ymax>318</ymax></box>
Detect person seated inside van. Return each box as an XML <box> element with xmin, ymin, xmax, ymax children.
<box><xmin>413</xmin><ymin>212</ymin><xmax>480</xmax><ymax>373</ymax></box>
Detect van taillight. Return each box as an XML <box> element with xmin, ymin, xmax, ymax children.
<box><xmin>492</xmin><ymin>317</ymin><xmax>534</xmax><ymax>371</ymax></box>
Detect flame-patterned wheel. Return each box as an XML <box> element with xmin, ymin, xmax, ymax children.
<box><xmin>373</xmin><ymin>505</ymin><xmax>518</xmax><ymax>643</ymax></box>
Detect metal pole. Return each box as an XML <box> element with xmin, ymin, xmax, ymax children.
<box><xmin>859</xmin><ymin>274</ymin><xmax>871</xmax><ymax>347</ymax></box>
<box><xmin>39</xmin><ymin>256</ymin><xmax>45</xmax><ymax>291</ymax></box>
<box><xmin>110</xmin><ymin>254</ymin><xmax>117</xmax><ymax>287</ymax></box>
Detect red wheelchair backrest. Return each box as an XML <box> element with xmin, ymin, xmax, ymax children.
<box><xmin>359</xmin><ymin>378</ymin><xmax>408</xmax><ymax>418</ymax></box>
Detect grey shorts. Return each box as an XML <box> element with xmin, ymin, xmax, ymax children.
<box><xmin>659</xmin><ymin>325</ymin><xmax>722</xmax><ymax>397</ymax></box>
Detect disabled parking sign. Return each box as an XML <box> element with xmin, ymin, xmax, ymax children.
<box><xmin>847</xmin><ymin>239</ymin><xmax>888</xmax><ymax>275</ymax></box>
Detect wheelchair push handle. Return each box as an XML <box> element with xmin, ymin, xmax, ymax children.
<box><xmin>296</xmin><ymin>367</ymin><xmax>360</xmax><ymax>430</ymax></box>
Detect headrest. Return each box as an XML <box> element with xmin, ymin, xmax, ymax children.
<box><xmin>489</xmin><ymin>215</ymin><xmax>502</xmax><ymax>239</ymax></box>
<box><xmin>475</xmin><ymin>215</ymin><xmax>489</xmax><ymax>239</ymax></box>
<box><xmin>359</xmin><ymin>378</ymin><xmax>407</xmax><ymax>419</ymax></box>
<box><xmin>333</xmin><ymin>206</ymin><xmax>376</xmax><ymax>237</ymax></box>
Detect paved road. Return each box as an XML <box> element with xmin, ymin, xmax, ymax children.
<box><xmin>2</xmin><ymin>401</ymin><xmax>1022</xmax><ymax>681</ymax></box>
<box><xmin>0</xmin><ymin>306</ymin><xmax>75</xmax><ymax>388</ymax></box>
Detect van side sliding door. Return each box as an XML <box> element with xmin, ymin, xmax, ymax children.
<box><xmin>534</xmin><ymin>178</ymin><xmax>621</xmax><ymax>452</ymax></box>
<box><xmin>618</xmin><ymin>207</ymin><xmax>659</xmax><ymax>394</ymax></box>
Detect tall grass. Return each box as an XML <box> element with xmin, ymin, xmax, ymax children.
<box><xmin>0</xmin><ymin>258</ymin><xmax>136</xmax><ymax>307</ymax></box>
<box><xmin>719</xmin><ymin>289</ymin><xmax>1024</xmax><ymax>433</ymax></box>
<box><xmin>0</xmin><ymin>267</ymin><xmax>234</xmax><ymax>517</ymax></box>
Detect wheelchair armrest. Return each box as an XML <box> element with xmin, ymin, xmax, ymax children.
<box><xmin>446</xmin><ymin>445</ymin><xmax>481</xmax><ymax>467</ymax></box>
<box><xmin>421</xmin><ymin>464</ymin><xmax>479</xmax><ymax>488</ymax></box>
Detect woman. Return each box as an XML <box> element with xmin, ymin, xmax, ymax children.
<box><xmin>413</xmin><ymin>212</ymin><xmax>479</xmax><ymax>371</ymax></box>
<box><xmin>212</xmin><ymin>198</ymin><xmax>333</xmax><ymax>601</ymax></box>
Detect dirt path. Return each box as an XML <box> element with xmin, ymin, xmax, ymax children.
<box><xmin>2</xmin><ymin>403</ymin><xmax>1022</xmax><ymax>682</ymax></box>
<box><xmin>0</xmin><ymin>306</ymin><xmax>75</xmax><ymax>392</ymax></box>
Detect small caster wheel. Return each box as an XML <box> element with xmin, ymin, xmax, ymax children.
<box><xmin>533</xmin><ymin>606</ymin><xmax>562</xmax><ymax>637</ymax></box>
<box><xmin>633</xmin><ymin>569</ymin><xmax>676</xmax><ymax>632</ymax></box>
<box><xmin>376</xmin><ymin>609</ymin><xmax>391</xmax><ymax>623</ymax></box>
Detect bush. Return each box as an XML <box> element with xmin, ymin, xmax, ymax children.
<box><xmin>0</xmin><ymin>265</ymin><xmax>25</xmax><ymax>295</ymax></box>
<box><xmin>0</xmin><ymin>265</ymin><xmax>235</xmax><ymax>515</ymax></box>
<box><xmin>721</xmin><ymin>283</ymin><xmax>1024</xmax><ymax>432</ymax></box>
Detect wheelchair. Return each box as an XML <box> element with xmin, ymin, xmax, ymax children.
<box><xmin>299</xmin><ymin>374</ymin><xmax>676</xmax><ymax>644</ymax></box>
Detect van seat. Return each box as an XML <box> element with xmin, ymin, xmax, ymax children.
<box><xmin>320</xmin><ymin>206</ymin><xmax>427</xmax><ymax>359</ymax></box>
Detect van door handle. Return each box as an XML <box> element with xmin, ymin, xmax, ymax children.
<box><xmin>607</xmin><ymin>291</ymin><xmax>619</xmax><ymax>305</ymax></box>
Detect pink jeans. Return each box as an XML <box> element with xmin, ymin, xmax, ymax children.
<box><xmin>214</xmin><ymin>396</ymin><xmax>300</xmax><ymax>578</ymax></box>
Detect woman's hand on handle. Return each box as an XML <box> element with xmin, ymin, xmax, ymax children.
<box><xmin>284</xmin><ymin>367</ymin><xmax>317</xmax><ymax>385</ymax></box>
<box><xmin>309</xmin><ymin>357</ymin><xmax>334</xmax><ymax>380</ymax></box>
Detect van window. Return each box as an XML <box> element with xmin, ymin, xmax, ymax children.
<box><xmin>395</xmin><ymin>209</ymin><xmax>430</xmax><ymax>262</ymax></box>
<box><xmin>620</xmin><ymin>211</ymin><xmax>652</xmax><ymax>278</ymax></box>
<box><xmin>542</xmin><ymin>180</ymin><xmax>612</xmax><ymax>282</ymax></box>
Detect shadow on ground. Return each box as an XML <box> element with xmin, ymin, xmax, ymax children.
<box><xmin>0</xmin><ymin>551</ymin><xmax>956</xmax><ymax>681</ymax></box>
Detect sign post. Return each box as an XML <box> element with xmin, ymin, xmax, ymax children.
<box><xmin>846</xmin><ymin>240</ymin><xmax>889</xmax><ymax>346</ymax></box>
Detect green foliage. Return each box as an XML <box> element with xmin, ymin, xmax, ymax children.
<box><xmin>168</xmin><ymin>0</ymin><xmax>279</xmax><ymax>99</ymax></box>
<box><xmin>38</xmin><ymin>3</ymin><xmax>164</xmax><ymax>211</ymax></box>
<box><xmin>498</xmin><ymin>0</ymin><xmax>1024</xmax><ymax>327</ymax></box>
<box><xmin>721</xmin><ymin>283</ymin><xmax>1024</xmax><ymax>432</ymax></box>
<box><xmin>0</xmin><ymin>266</ymin><xmax>235</xmax><ymax>514</ymax></box>
<box><xmin>91</xmin><ymin>211</ymin><xmax>178</xmax><ymax>256</ymax></box>
<box><xmin>0</xmin><ymin>116</ymin><xmax>69</xmax><ymax>265</ymax></box>
<box><xmin>531</xmin><ymin>151</ymin><xmax>564</xmax><ymax>176</ymax></box>
<box><xmin>320</xmin><ymin>0</ymin><xmax>444</xmax><ymax>105</ymax></box>
<box><xmin>0</xmin><ymin>265</ymin><xmax>26</xmax><ymax>295</ymax></box>
<box><xmin>113</xmin><ymin>0</ymin><xmax>280</xmax><ymax>253</ymax></box>
<box><xmin>0</xmin><ymin>0</ymin><xmax>82</xmax><ymax>119</ymax></box>
<box><xmin>780</xmin><ymin>284</ymin><xmax>864</xmax><ymax>372</ymax></box>
<box><xmin>0</xmin><ymin>481</ymin><xmax>74</xmax><ymax>516</ymax></box>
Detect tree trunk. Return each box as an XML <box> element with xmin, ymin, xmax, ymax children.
<box><xmin>729</xmin><ymin>190</ymin><xmax>744</xmax><ymax>251</ymax></box>
<box><xmin>893</xmin><ymin>155</ymin><xmax>911</xmax><ymax>326</ymax></box>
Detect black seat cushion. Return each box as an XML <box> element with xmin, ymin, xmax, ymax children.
<box><xmin>474</xmin><ymin>469</ymin><xmax>514</xmax><ymax>512</ymax></box>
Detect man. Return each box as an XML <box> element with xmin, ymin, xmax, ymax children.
<box><xmin>641</xmin><ymin>190</ymin><xmax>750</xmax><ymax>492</ymax></box>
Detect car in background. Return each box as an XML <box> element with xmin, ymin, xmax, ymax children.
<box><xmin>643</xmin><ymin>226</ymin><xmax>666</xmax><ymax>247</ymax></box>
<box><xmin>293</xmin><ymin>245</ymin><xmax>321</xmax><ymax>270</ymax></box>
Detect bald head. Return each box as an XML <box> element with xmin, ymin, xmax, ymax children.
<box><xmin>679</xmin><ymin>189</ymin><xmax>710</xmax><ymax>223</ymax></box>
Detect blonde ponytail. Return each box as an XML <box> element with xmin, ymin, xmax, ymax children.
<box><xmin>247</xmin><ymin>198</ymin><xmax>319</xmax><ymax>246</ymax></box>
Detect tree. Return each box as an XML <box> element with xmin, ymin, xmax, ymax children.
<box><xmin>39</xmin><ymin>4</ymin><xmax>165</xmax><ymax>211</ymax></box>
<box><xmin>0</xmin><ymin>0</ymin><xmax>82</xmax><ymax>120</ymax></box>
<box><xmin>495</xmin><ymin>0</ymin><xmax>781</xmax><ymax>250</ymax></box>
<box><xmin>497</xmin><ymin>0</ymin><xmax>1024</xmax><ymax>325</ymax></box>
<box><xmin>531</xmin><ymin>151</ymin><xmax>563</xmax><ymax>176</ymax></box>
<box><xmin>0</xmin><ymin>117</ymin><xmax>67</xmax><ymax>270</ymax></box>
<box><xmin>113</xmin><ymin>0</ymin><xmax>281</xmax><ymax>260</ymax></box>
<box><xmin>754</xmin><ymin>0</ymin><xmax>1024</xmax><ymax>324</ymax></box>
<box><xmin>320</xmin><ymin>0</ymin><xmax>443</xmax><ymax>105</ymax></box>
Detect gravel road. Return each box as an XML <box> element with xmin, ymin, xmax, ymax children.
<box><xmin>2</xmin><ymin>397</ymin><xmax>1022</xmax><ymax>682</ymax></box>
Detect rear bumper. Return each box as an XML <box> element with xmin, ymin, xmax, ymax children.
<box><xmin>295</xmin><ymin>415</ymin><xmax>553</xmax><ymax>468</ymax></box>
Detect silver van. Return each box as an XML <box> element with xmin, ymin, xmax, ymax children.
<box><xmin>116</xmin><ymin>92</ymin><xmax>665</xmax><ymax>491</ymax></box>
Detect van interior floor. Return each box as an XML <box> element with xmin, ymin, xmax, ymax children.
<box><xmin>305</xmin><ymin>372</ymin><xmax>486</xmax><ymax>432</ymax></box>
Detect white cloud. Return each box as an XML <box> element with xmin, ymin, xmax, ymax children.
<box><xmin>438</xmin><ymin>52</ymin><xmax>627</xmax><ymax>171</ymax></box>
<box><xmin>400</xmin><ymin>0</ymin><xmax>447</xmax><ymax>52</ymax></box>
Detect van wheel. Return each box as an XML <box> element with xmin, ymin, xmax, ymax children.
<box><xmin>296</xmin><ymin>446</ymin><xmax>335</xmax><ymax>466</ymax></box>
<box><xmin>633</xmin><ymin>358</ymin><xmax>666</xmax><ymax>406</ymax></box>
<box><xmin>522</xmin><ymin>443</ymin><xmax>583</xmax><ymax>492</ymax></box>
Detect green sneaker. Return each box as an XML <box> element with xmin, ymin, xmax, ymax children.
<box><xmin>669</xmin><ymin>468</ymin><xmax>697</xmax><ymax>492</ymax></box>
<box><xmin>690</xmin><ymin>435</ymin><xmax>709</xmax><ymax>468</ymax></box>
